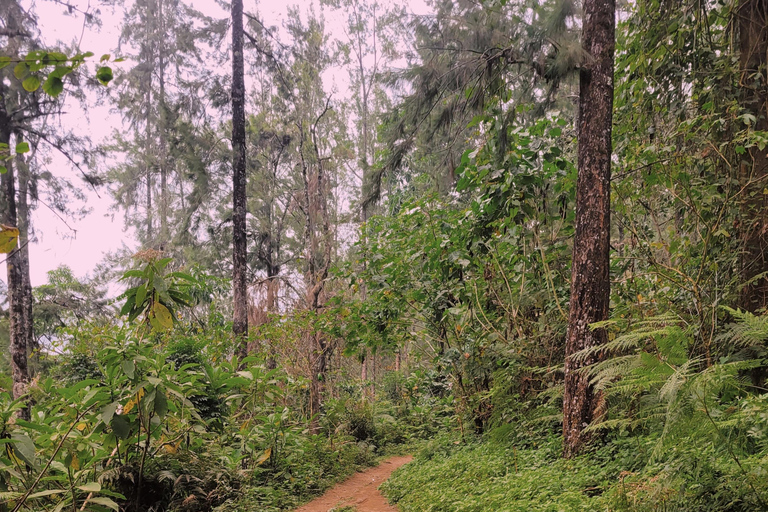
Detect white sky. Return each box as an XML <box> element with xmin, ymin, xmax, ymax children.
<box><xmin>3</xmin><ymin>0</ymin><xmax>430</xmax><ymax>290</ymax></box>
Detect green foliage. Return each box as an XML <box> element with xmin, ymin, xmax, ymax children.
<box><xmin>118</xmin><ymin>257</ymin><xmax>195</xmax><ymax>331</ymax></box>
<box><xmin>0</xmin><ymin>319</ymin><xmax>423</xmax><ymax>512</ymax></box>
<box><xmin>0</xmin><ymin>50</ymin><xmax>116</xmax><ymax>97</ymax></box>
<box><xmin>383</xmin><ymin>433</ymin><xmax>617</xmax><ymax>511</ymax></box>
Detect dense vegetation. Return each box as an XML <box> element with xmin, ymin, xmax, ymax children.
<box><xmin>2</xmin><ymin>0</ymin><xmax>768</xmax><ymax>510</ymax></box>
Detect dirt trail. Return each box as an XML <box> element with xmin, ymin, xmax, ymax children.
<box><xmin>295</xmin><ymin>455</ymin><xmax>413</xmax><ymax>512</ymax></box>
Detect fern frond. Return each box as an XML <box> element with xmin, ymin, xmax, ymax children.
<box><xmin>720</xmin><ymin>306</ymin><xmax>768</xmax><ymax>349</ymax></box>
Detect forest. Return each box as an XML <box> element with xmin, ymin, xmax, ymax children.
<box><xmin>1</xmin><ymin>0</ymin><xmax>768</xmax><ymax>510</ymax></box>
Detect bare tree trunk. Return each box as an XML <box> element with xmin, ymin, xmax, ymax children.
<box><xmin>1</xmin><ymin>9</ymin><xmax>30</xmax><ymax>419</ymax></box>
<box><xmin>738</xmin><ymin>0</ymin><xmax>768</xmax><ymax>311</ymax></box>
<box><xmin>562</xmin><ymin>0</ymin><xmax>615</xmax><ymax>458</ymax></box>
<box><xmin>309</xmin><ymin>331</ymin><xmax>328</xmax><ymax>432</ymax></box>
<box><xmin>14</xmin><ymin>133</ymin><xmax>35</xmax><ymax>374</ymax></box>
<box><xmin>144</xmin><ymin>0</ymin><xmax>154</xmax><ymax>245</ymax></box>
<box><xmin>395</xmin><ymin>350</ymin><xmax>401</xmax><ymax>372</ymax></box>
<box><xmin>158</xmin><ymin>0</ymin><xmax>169</xmax><ymax>245</ymax></box>
<box><xmin>232</xmin><ymin>0</ymin><xmax>249</xmax><ymax>357</ymax></box>
<box><xmin>303</xmin><ymin>100</ymin><xmax>334</xmax><ymax>433</ymax></box>
<box><xmin>0</xmin><ymin>123</ymin><xmax>29</xmax><ymax>420</ymax></box>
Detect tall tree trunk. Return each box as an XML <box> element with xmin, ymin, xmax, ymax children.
<box><xmin>232</xmin><ymin>0</ymin><xmax>249</xmax><ymax>357</ymax></box>
<box><xmin>738</xmin><ymin>0</ymin><xmax>768</xmax><ymax>311</ymax></box>
<box><xmin>562</xmin><ymin>0</ymin><xmax>615</xmax><ymax>458</ymax></box>
<box><xmin>0</xmin><ymin>120</ymin><xmax>29</xmax><ymax>420</ymax></box>
<box><xmin>14</xmin><ymin>133</ymin><xmax>35</xmax><ymax>374</ymax></box>
<box><xmin>1</xmin><ymin>8</ymin><xmax>30</xmax><ymax>419</ymax></box>
<box><xmin>158</xmin><ymin>0</ymin><xmax>169</xmax><ymax>245</ymax></box>
<box><xmin>304</xmin><ymin>107</ymin><xmax>333</xmax><ymax>432</ymax></box>
<box><xmin>144</xmin><ymin>0</ymin><xmax>154</xmax><ymax>245</ymax></box>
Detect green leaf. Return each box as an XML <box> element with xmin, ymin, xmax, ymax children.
<box><xmin>0</xmin><ymin>166</ymin><xmax>6</xmax><ymax>174</ymax></box>
<box><xmin>120</xmin><ymin>294</ymin><xmax>135</xmax><ymax>316</ymax></box>
<box><xmin>14</xmin><ymin>142</ymin><xmax>29</xmax><ymax>154</ymax></box>
<box><xmin>77</xmin><ymin>482</ymin><xmax>101</xmax><ymax>493</ymax></box>
<box><xmin>0</xmin><ymin>56</ymin><xmax>10</xmax><ymax>69</ymax></box>
<box><xmin>43</xmin><ymin>51</ymin><xmax>68</xmax><ymax>64</ymax></box>
<box><xmin>10</xmin><ymin>432</ymin><xmax>36</xmax><ymax>467</ymax></box>
<box><xmin>152</xmin><ymin>302</ymin><xmax>174</xmax><ymax>330</ymax></box>
<box><xmin>154</xmin><ymin>276</ymin><xmax>167</xmax><ymax>293</ymax></box>
<box><xmin>154</xmin><ymin>390</ymin><xmax>168</xmax><ymax>418</ymax></box>
<box><xmin>49</xmin><ymin>65</ymin><xmax>71</xmax><ymax>79</ymax></box>
<box><xmin>13</xmin><ymin>62</ymin><xmax>29</xmax><ymax>79</ymax></box>
<box><xmin>28</xmin><ymin>489</ymin><xmax>67</xmax><ymax>499</ymax></box>
<box><xmin>22</xmin><ymin>75</ymin><xmax>40</xmax><ymax>92</ymax></box>
<box><xmin>42</xmin><ymin>75</ymin><xmax>64</xmax><ymax>97</ymax></box>
<box><xmin>86</xmin><ymin>497</ymin><xmax>120</xmax><ymax>511</ymax></box>
<box><xmin>95</xmin><ymin>66</ymin><xmax>113</xmax><ymax>85</ymax></box>
<box><xmin>135</xmin><ymin>284</ymin><xmax>147</xmax><ymax>308</ymax></box>
<box><xmin>110</xmin><ymin>415</ymin><xmax>130</xmax><ymax>439</ymax></box>
<box><xmin>122</xmin><ymin>360</ymin><xmax>135</xmax><ymax>380</ymax></box>
<box><xmin>101</xmin><ymin>402</ymin><xmax>118</xmax><ymax>424</ymax></box>
<box><xmin>100</xmin><ymin>54</ymin><xmax>111</xmax><ymax>63</ymax></box>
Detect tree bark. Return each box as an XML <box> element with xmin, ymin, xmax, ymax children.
<box><xmin>303</xmin><ymin>103</ymin><xmax>333</xmax><ymax>432</ymax></box>
<box><xmin>738</xmin><ymin>0</ymin><xmax>768</xmax><ymax>311</ymax></box>
<box><xmin>158</xmin><ymin>0</ymin><xmax>169</xmax><ymax>245</ymax></box>
<box><xmin>232</xmin><ymin>0</ymin><xmax>249</xmax><ymax>357</ymax></box>
<box><xmin>14</xmin><ymin>133</ymin><xmax>35</xmax><ymax>374</ymax></box>
<box><xmin>562</xmin><ymin>0</ymin><xmax>615</xmax><ymax>458</ymax></box>
<box><xmin>0</xmin><ymin>124</ymin><xmax>29</xmax><ymax>421</ymax></box>
<box><xmin>144</xmin><ymin>0</ymin><xmax>154</xmax><ymax>245</ymax></box>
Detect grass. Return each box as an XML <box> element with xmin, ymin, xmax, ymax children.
<box><xmin>381</xmin><ymin>430</ymin><xmax>657</xmax><ymax>512</ymax></box>
<box><xmin>381</xmin><ymin>423</ymin><xmax>768</xmax><ymax>512</ymax></box>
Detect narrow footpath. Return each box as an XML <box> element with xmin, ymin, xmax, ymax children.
<box><xmin>295</xmin><ymin>455</ymin><xmax>413</xmax><ymax>512</ymax></box>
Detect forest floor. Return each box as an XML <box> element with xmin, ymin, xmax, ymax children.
<box><xmin>294</xmin><ymin>455</ymin><xmax>413</xmax><ymax>512</ymax></box>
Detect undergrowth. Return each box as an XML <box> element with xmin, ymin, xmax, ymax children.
<box><xmin>382</xmin><ymin>309</ymin><xmax>768</xmax><ymax>512</ymax></box>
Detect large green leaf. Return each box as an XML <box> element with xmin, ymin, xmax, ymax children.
<box><xmin>10</xmin><ymin>432</ymin><xmax>36</xmax><ymax>468</ymax></box>
<box><xmin>154</xmin><ymin>390</ymin><xmax>168</xmax><ymax>418</ymax></box>
<box><xmin>42</xmin><ymin>75</ymin><xmax>64</xmax><ymax>97</ymax></box>
<box><xmin>77</xmin><ymin>482</ymin><xmax>101</xmax><ymax>493</ymax></box>
<box><xmin>152</xmin><ymin>302</ymin><xmax>174</xmax><ymax>330</ymax></box>
<box><xmin>110</xmin><ymin>415</ymin><xmax>130</xmax><ymax>439</ymax></box>
<box><xmin>22</xmin><ymin>75</ymin><xmax>40</xmax><ymax>92</ymax></box>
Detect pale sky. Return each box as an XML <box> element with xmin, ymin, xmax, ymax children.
<box><xmin>3</xmin><ymin>0</ymin><xmax>429</xmax><ymax>291</ymax></box>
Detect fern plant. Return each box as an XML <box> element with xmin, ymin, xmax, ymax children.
<box><xmin>577</xmin><ymin>309</ymin><xmax>768</xmax><ymax>509</ymax></box>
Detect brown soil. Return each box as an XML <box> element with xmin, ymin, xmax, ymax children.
<box><xmin>294</xmin><ymin>455</ymin><xmax>413</xmax><ymax>512</ymax></box>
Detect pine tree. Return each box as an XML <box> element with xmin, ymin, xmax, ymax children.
<box><xmin>562</xmin><ymin>0</ymin><xmax>615</xmax><ymax>458</ymax></box>
<box><xmin>231</xmin><ymin>0</ymin><xmax>248</xmax><ymax>356</ymax></box>
<box><xmin>109</xmin><ymin>0</ymin><xmax>222</xmax><ymax>251</ymax></box>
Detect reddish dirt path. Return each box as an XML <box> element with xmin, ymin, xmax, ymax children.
<box><xmin>295</xmin><ymin>455</ymin><xmax>413</xmax><ymax>512</ymax></box>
